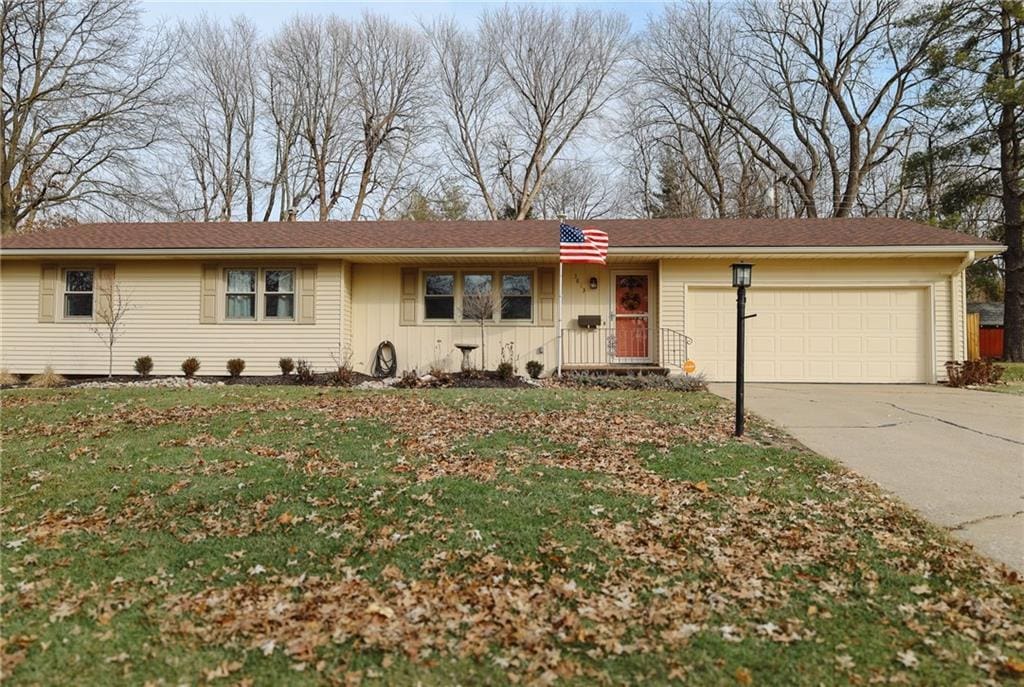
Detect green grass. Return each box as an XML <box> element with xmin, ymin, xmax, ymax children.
<box><xmin>993</xmin><ymin>362</ymin><xmax>1024</xmax><ymax>395</ymax></box>
<box><xmin>2</xmin><ymin>386</ymin><xmax>1021</xmax><ymax>685</ymax></box>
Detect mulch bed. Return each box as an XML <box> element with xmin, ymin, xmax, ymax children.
<box><xmin>2</xmin><ymin>371</ymin><xmax>534</xmax><ymax>389</ymax></box>
<box><xmin>390</xmin><ymin>370</ymin><xmax>535</xmax><ymax>389</ymax></box>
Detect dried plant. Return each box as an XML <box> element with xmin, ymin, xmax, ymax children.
<box><xmin>460</xmin><ymin>289</ymin><xmax>508</xmax><ymax>370</ymax></box>
<box><xmin>89</xmin><ymin>282</ymin><xmax>132</xmax><ymax>378</ymax></box>
<box><xmin>945</xmin><ymin>360</ymin><xmax>1004</xmax><ymax>387</ymax></box>
<box><xmin>28</xmin><ymin>366</ymin><xmax>65</xmax><ymax>388</ymax></box>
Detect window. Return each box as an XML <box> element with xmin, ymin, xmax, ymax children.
<box><xmin>421</xmin><ymin>269</ymin><xmax>536</xmax><ymax>323</ymax></box>
<box><xmin>226</xmin><ymin>269</ymin><xmax>256</xmax><ymax>319</ymax></box>
<box><xmin>501</xmin><ymin>273</ymin><xmax>532</xmax><ymax>320</ymax></box>
<box><xmin>264</xmin><ymin>269</ymin><xmax>295</xmax><ymax>319</ymax></box>
<box><xmin>424</xmin><ymin>272</ymin><xmax>455</xmax><ymax>319</ymax></box>
<box><xmin>64</xmin><ymin>269</ymin><xmax>94</xmax><ymax>318</ymax></box>
<box><xmin>461</xmin><ymin>273</ymin><xmax>494</xmax><ymax>320</ymax></box>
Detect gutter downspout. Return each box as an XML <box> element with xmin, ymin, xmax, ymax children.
<box><xmin>953</xmin><ymin>250</ymin><xmax>975</xmax><ymax>365</ymax></box>
<box><xmin>954</xmin><ymin>249</ymin><xmax>976</xmax><ymax>275</ymax></box>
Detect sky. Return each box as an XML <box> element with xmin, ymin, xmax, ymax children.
<box><xmin>140</xmin><ymin>1</ymin><xmax>663</xmax><ymax>32</ymax></box>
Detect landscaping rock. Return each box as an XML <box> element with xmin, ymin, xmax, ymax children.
<box><xmin>72</xmin><ymin>377</ymin><xmax>224</xmax><ymax>389</ymax></box>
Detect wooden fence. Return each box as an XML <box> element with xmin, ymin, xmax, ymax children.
<box><xmin>968</xmin><ymin>312</ymin><xmax>980</xmax><ymax>361</ymax></box>
<box><xmin>967</xmin><ymin>311</ymin><xmax>1006</xmax><ymax>360</ymax></box>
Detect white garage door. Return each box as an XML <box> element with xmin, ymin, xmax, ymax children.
<box><xmin>687</xmin><ymin>287</ymin><xmax>930</xmax><ymax>383</ymax></box>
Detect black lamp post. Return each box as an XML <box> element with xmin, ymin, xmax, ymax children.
<box><xmin>731</xmin><ymin>263</ymin><xmax>753</xmax><ymax>437</ymax></box>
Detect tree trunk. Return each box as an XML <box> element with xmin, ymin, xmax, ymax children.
<box><xmin>0</xmin><ymin>191</ymin><xmax>16</xmax><ymax>234</ymax></box>
<box><xmin>998</xmin><ymin>2</ymin><xmax>1023</xmax><ymax>362</ymax></box>
<box><xmin>351</xmin><ymin>150</ymin><xmax>374</xmax><ymax>221</ymax></box>
<box><xmin>479</xmin><ymin>321</ymin><xmax>486</xmax><ymax>371</ymax></box>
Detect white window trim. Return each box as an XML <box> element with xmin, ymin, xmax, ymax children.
<box><xmin>419</xmin><ymin>267</ymin><xmax>536</xmax><ymax>326</ymax></box>
<box><xmin>221</xmin><ymin>267</ymin><xmax>298</xmax><ymax>324</ymax></box>
<box><xmin>60</xmin><ymin>266</ymin><xmax>96</xmax><ymax>321</ymax></box>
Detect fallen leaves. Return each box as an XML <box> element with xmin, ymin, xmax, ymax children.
<box><xmin>3</xmin><ymin>388</ymin><xmax>1023</xmax><ymax>685</ymax></box>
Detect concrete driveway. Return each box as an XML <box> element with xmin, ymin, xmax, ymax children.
<box><xmin>710</xmin><ymin>383</ymin><xmax>1024</xmax><ymax>572</ymax></box>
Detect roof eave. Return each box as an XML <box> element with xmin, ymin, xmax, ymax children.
<box><xmin>0</xmin><ymin>244</ymin><xmax>1005</xmax><ymax>259</ymax></box>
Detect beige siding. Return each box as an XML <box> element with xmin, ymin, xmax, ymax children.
<box><xmin>2</xmin><ymin>253</ymin><xmax>971</xmax><ymax>382</ymax></box>
<box><xmin>950</xmin><ymin>269</ymin><xmax>966</xmax><ymax>361</ymax></box>
<box><xmin>0</xmin><ymin>259</ymin><xmax>344</xmax><ymax>376</ymax></box>
<box><xmin>659</xmin><ymin>257</ymin><xmax>967</xmax><ymax>381</ymax></box>
<box><xmin>341</xmin><ymin>260</ymin><xmax>353</xmax><ymax>358</ymax></box>
<box><xmin>349</xmin><ymin>263</ymin><xmax>657</xmax><ymax>375</ymax></box>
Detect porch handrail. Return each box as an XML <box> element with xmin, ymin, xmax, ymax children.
<box><xmin>560</xmin><ymin>326</ymin><xmax>693</xmax><ymax>370</ymax></box>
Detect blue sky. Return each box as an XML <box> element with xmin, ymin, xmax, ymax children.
<box><xmin>140</xmin><ymin>1</ymin><xmax>662</xmax><ymax>32</ymax></box>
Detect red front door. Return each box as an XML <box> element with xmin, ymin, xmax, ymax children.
<box><xmin>615</xmin><ymin>275</ymin><xmax>649</xmax><ymax>359</ymax></box>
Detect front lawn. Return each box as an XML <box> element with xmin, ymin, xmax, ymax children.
<box><xmin>2</xmin><ymin>387</ymin><xmax>1021</xmax><ymax>685</ymax></box>
<box><xmin>995</xmin><ymin>362</ymin><xmax>1024</xmax><ymax>395</ymax></box>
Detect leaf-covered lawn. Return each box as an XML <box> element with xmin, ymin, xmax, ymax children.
<box><xmin>2</xmin><ymin>387</ymin><xmax>1022</xmax><ymax>685</ymax></box>
<box><xmin>993</xmin><ymin>362</ymin><xmax>1024</xmax><ymax>395</ymax></box>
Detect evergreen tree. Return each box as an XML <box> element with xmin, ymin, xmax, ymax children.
<box><xmin>651</xmin><ymin>151</ymin><xmax>685</xmax><ymax>219</ymax></box>
<box><xmin>922</xmin><ymin>1</ymin><xmax>1023</xmax><ymax>360</ymax></box>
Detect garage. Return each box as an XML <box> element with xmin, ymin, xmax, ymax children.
<box><xmin>687</xmin><ymin>286</ymin><xmax>931</xmax><ymax>383</ymax></box>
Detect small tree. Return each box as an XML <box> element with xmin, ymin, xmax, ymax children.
<box><xmin>460</xmin><ymin>288</ymin><xmax>507</xmax><ymax>370</ymax></box>
<box><xmin>89</xmin><ymin>282</ymin><xmax>132</xmax><ymax>378</ymax></box>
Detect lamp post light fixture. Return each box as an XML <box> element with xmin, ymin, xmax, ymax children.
<box><xmin>731</xmin><ymin>263</ymin><xmax>754</xmax><ymax>437</ymax></box>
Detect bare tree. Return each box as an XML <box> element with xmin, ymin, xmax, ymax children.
<box><xmin>269</xmin><ymin>16</ymin><xmax>358</xmax><ymax>221</ymax></box>
<box><xmin>460</xmin><ymin>287</ymin><xmax>507</xmax><ymax>371</ymax></box>
<box><xmin>425</xmin><ymin>17</ymin><xmax>503</xmax><ymax>219</ymax></box>
<box><xmin>90</xmin><ymin>281</ymin><xmax>132</xmax><ymax>378</ymax></box>
<box><xmin>1</xmin><ymin>0</ymin><xmax>176</xmax><ymax>232</ymax></box>
<box><xmin>473</xmin><ymin>6</ymin><xmax>629</xmax><ymax>220</ymax></box>
<box><xmin>534</xmin><ymin>162</ymin><xmax>620</xmax><ymax>220</ymax></box>
<box><xmin>348</xmin><ymin>14</ymin><xmax>428</xmax><ymax>220</ymax></box>
<box><xmin>425</xmin><ymin>6</ymin><xmax>626</xmax><ymax>220</ymax></box>
<box><xmin>640</xmin><ymin>0</ymin><xmax>953</xmax><ymax>218</ymax></box>
<box><xmin>174</xmin><ymin>16</ymin><xmax>261</xmax><ymax>221</ymax></box>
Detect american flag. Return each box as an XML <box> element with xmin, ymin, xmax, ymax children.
<box><xmin>559</xmin><ymin>222</ymin><xmax>608</xmax><ymax>264</ymax></box>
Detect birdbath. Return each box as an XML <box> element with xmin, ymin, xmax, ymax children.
<box><xmin>454</xmin><ymin>343</ymin><xmax>479</xmax><ymax>372</ymax></box>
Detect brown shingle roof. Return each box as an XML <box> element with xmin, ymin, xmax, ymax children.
<box><xmin>0</xmin><ymin>217</ymin><xmax>998</xmax><ymax>251</ymax></box>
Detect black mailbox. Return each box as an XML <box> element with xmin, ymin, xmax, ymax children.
<box><xmin>577</xmin><ymin>315</ymin><xmax>601</xmax><ymax>329</ymax></box>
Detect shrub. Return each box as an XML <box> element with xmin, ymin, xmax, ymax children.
<box><xmin>226</xmin><ymin>358</ymin><xmax>246</xmax><ymax>378</ymax></box>
<box><xmin>394</xmin><ymin>370</ymin><xmax>421</xmax><ymax>388</ymax></box>
<box><xmin>329</xmin><ymin>347</ymin><xmax>355</xmax><ymax>386</ymax></box>
<box><xmin>333</xmin><ymin>366</ymin><xmax>353</xmax><ymax>386</ymax></box>
<box><xmin>562</xmin><ymin>372</ymin><xmax>707</xmax><ymax>392</ymax></box>
<box><xmin>525</xmin><ymin>360</ymin><xmax>544</xmax><ymax>379</ymax></box>
<box><xmin>499</xmin><ymin>341</ymin><xmax>518</xmax><ymax>376</ymax></box>
<box><xmin>181</xmin><ymin>357</ymin><xmax>201</xmax><ymax>378</ymax></box>
<box><xmin>0</xmin><ymin>368</ymin><xmax>18</xmax><ymax>386</ymax></box>
<box><xmin>945</xmin><ymin>360</ymin><xmax>1004</xmax><ymax>387</ymax></box>
<box><xmin>295</xmin><ymin>358</ymin><xmax>315</xmax><ymax>384</ymax></box>
<box><xmin>133</xmin><ymin>356</ymin><xmax>154</xmax><ymax>377</ymax></box>
<box><xmin>28</xmin><ymin>366</ymin><xmax>65</xmax><ymax>388</ymax></box>
<box><xmin>496</xmin><ymin>361</ymin><xmax>515</xmax><ymax>381</ymax></box>
<box><xmin>279</xmin><ymin>357</ymin><xmax>295</xmax><ymax>376</ymax></box>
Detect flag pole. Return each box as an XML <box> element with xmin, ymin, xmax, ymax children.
<box><xmin>557</xmin><ymin>260</ymin><xmax>564</xmax><ymax>377</ymax></box>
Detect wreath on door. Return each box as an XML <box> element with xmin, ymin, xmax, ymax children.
<box><xmin>618</xmin><ymin>277</ymin><xmax>645</xmax><ymax>311</ymax></box>
<box><xmin>620</xmin><ymin>290</ymin><xmax>643</xmax><ymax>311</ymax></box>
